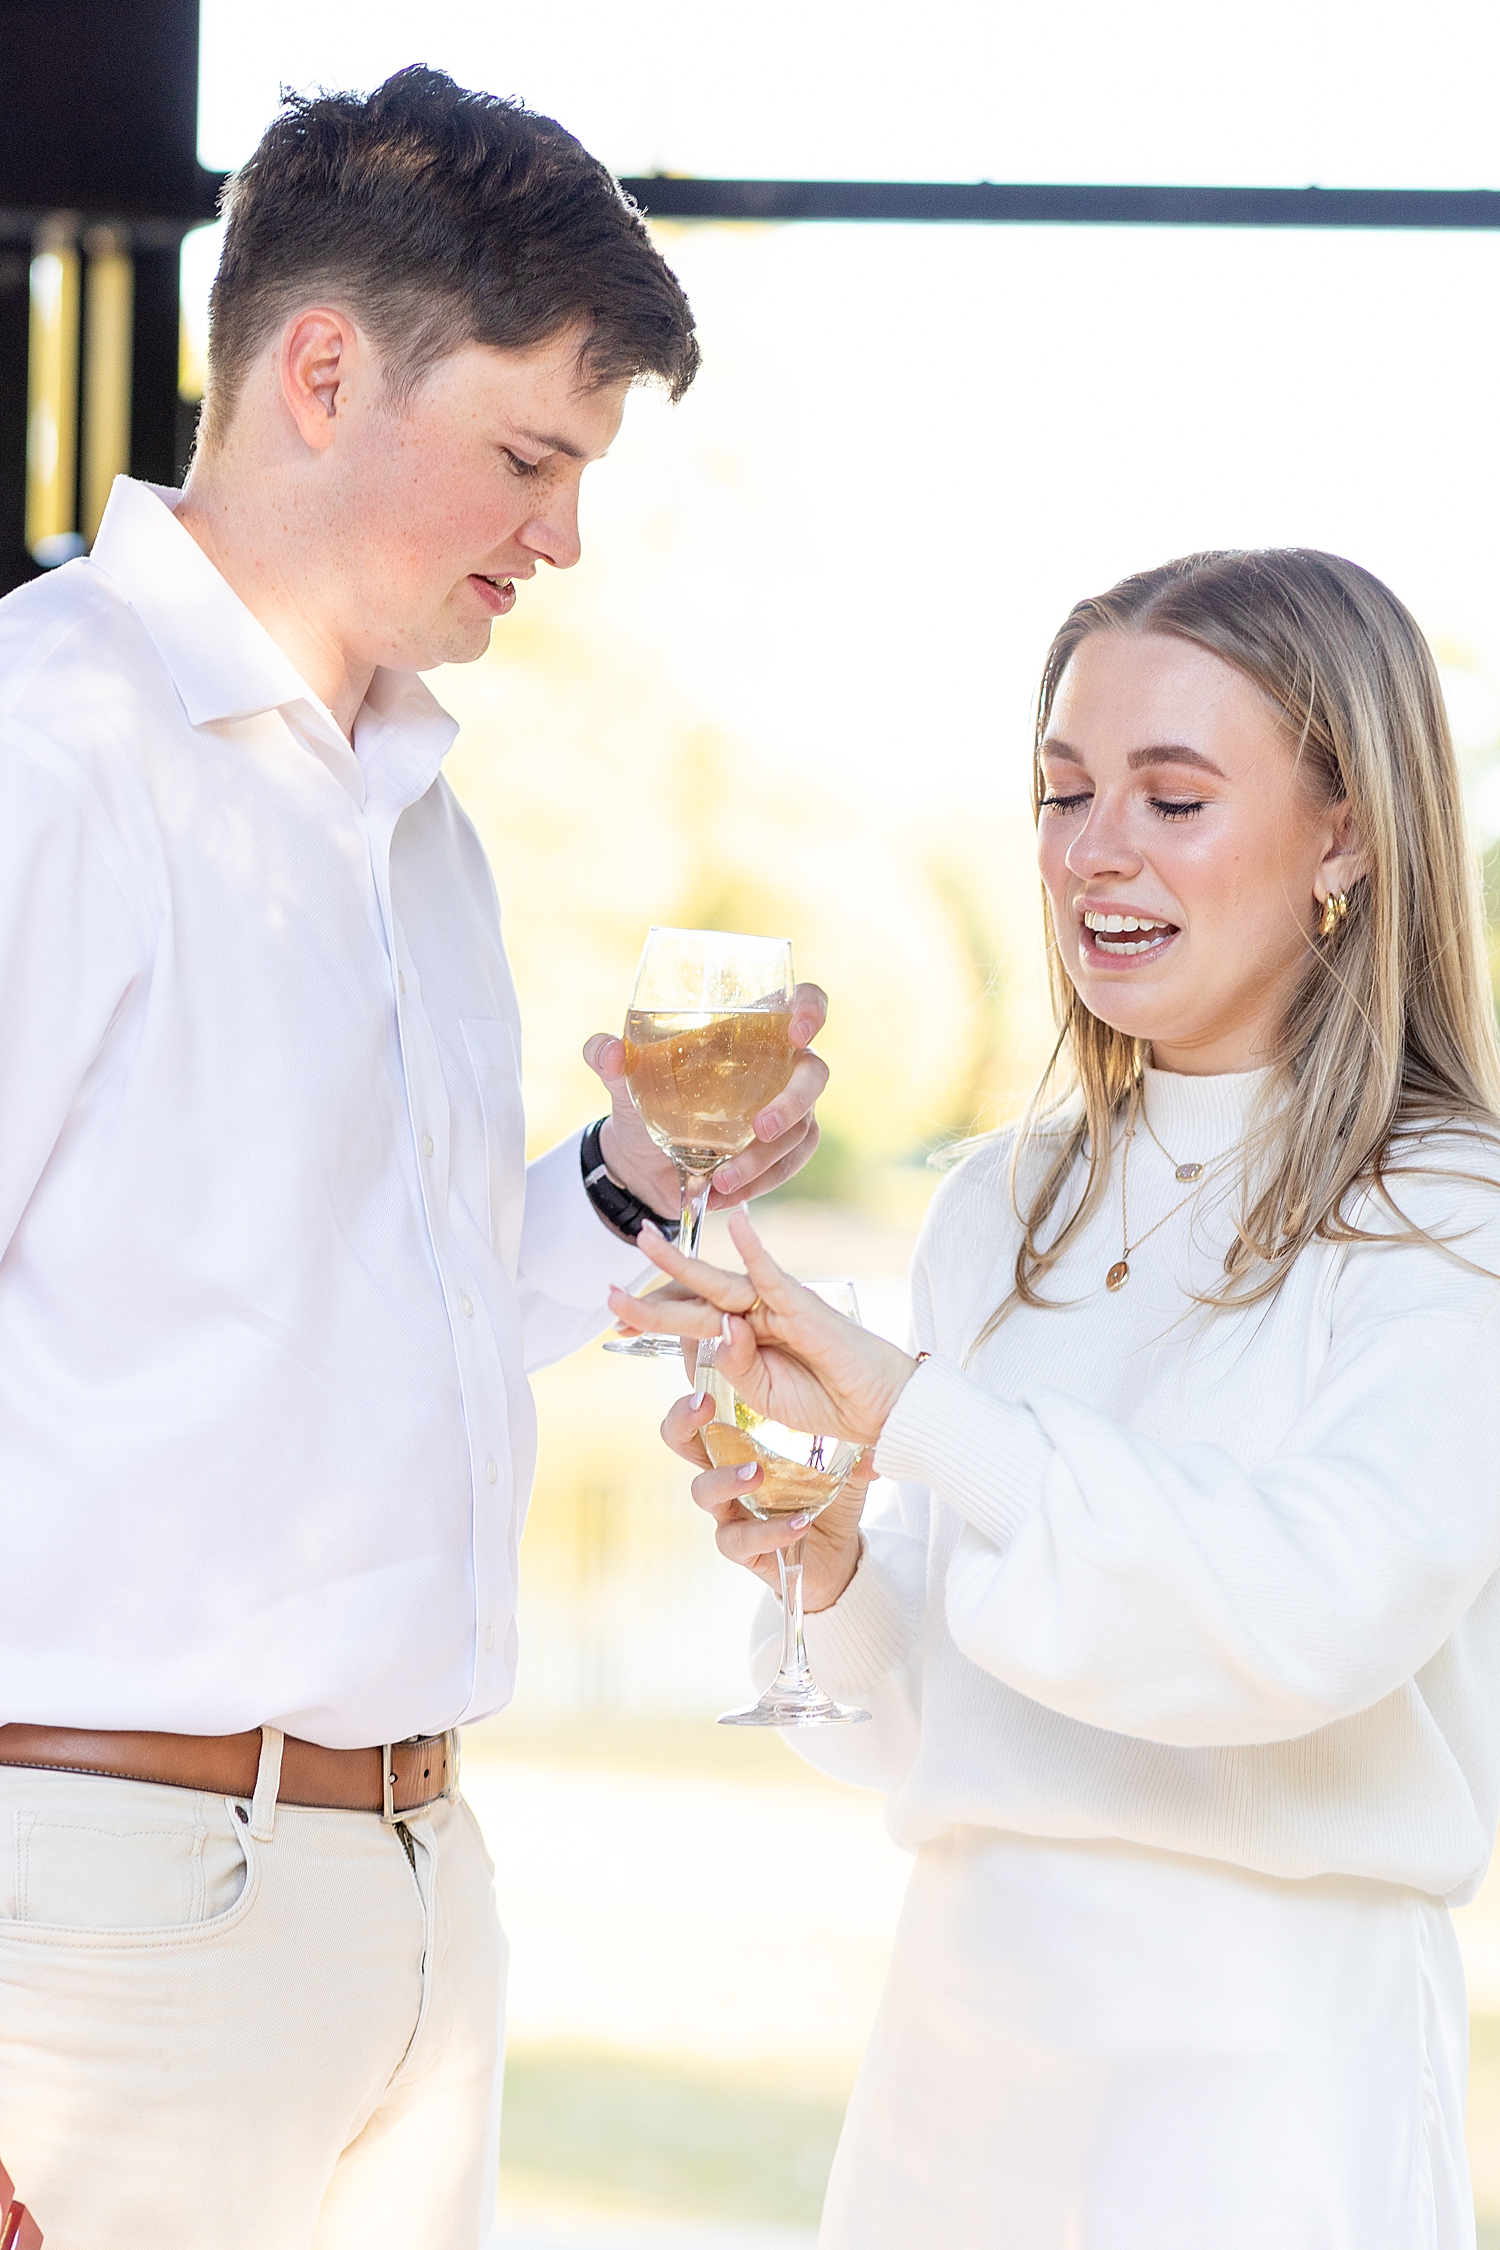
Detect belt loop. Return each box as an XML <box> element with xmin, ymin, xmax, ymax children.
<box><xmin>444</xmin><ymin>1727</ymin><xmax>461</xmax><ymax>1803</ymax></box>
<box><xmin>250</xmin><ymin>1726</ymin><xmax>284</xmax><ymax>1842</ymax></box>
<box><xmin>381</xmin><ymin>1743</ymin><xmax>398</xmax><ymax>1824</ymax></box>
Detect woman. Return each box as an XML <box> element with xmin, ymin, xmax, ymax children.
<box><xmin>610</xmin><ymin>549</ymin><xmax>1500</xmax><ymax>2248</ymax></box>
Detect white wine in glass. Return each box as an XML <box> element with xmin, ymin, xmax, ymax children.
<box><xmin>604</xmin><ymin>928</ymin><xmax>798</xmax><ymax>1361</ymax></box>
<box><xmin>702</xmin><ymin>1281</ymin><xmax>871</xmax><ymax>1727</ymax></box>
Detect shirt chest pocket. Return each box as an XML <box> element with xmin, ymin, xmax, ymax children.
<box><xmin>459</xmin><ymin>1017</ymin><xmax>526</xmax><ymax>1279</ymax></box>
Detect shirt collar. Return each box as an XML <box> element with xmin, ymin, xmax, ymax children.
<box><xmin>87</xmin><ymin>476</ymin><xmax>459</xmax><ymax>809</ymax></box>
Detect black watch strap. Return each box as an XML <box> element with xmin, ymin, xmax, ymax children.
<box><xmin>580</xmin><ymin>1118</ymin><xmax>679</xmax><ymax>1244</ymax></box>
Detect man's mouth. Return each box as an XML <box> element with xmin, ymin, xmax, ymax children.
<box><xmin>470</xmin><ymin>573</ymin><xmax>516</xmax><ymax>616</ymax></box>
<box><xmin>1080</xmin><ymin>909</ymin><xmax>1179</xmax><ymax>959</ymax></box>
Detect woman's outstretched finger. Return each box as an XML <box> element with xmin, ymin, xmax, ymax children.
<box><xmin>722</xmin><ymin>1204</ymin><xmax>813</xmax><ymax>1309</ymax></box>
<box><xmin>608</xmin><ymin>1283</ymin><xmax>722</xmax><ymax>1340</ymax></box>
<box><xmin>632</xmin><ymin>1223</ymin><xmax>771</xmax><ymax>1313</ymax></box>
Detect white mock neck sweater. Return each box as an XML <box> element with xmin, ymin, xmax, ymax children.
<box><xmin>782</xmin><ymin>1066</ymin><xmax>1500</xmax><ymax>1903</ymax></box>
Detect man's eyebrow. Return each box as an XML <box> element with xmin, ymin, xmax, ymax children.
<box><xmin>509</xmin><ymin>425</ymin><xmax>589</xmax><ymax>461</ymax></box>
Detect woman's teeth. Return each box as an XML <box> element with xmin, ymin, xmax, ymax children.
<box><xmin>1082</xmin><ymin>911</ymin><xmax>1174</xmax><ymax>956</ymax></box>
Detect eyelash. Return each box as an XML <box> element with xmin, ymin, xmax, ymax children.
<box><xmin>502</xmin><ymin>449</ymin><xmax>543</xmax><ymax>479</ymax></box>
<box><xmin>1038</xmin><ymin>792</ymin><xmax>1206</xmax><ymax>822</ymax></box>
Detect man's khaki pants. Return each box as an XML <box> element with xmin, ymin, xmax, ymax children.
<box><xmin>0</xmin><ymin>1734</ymin><xmax>505</xmax><ymax>2250</ymax></box>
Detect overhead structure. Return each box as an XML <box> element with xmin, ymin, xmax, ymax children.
<box><xmin>0</xmin><ymin>0</ymin><xmax>219</xmax><ymax>593</ymax></box>
<box><xmin>3</xmin><ymin>6</ymin><xmax>1498</xmax><ymax>598</ymax></box>
<box><xmin>619</xmin><ymin>179</ymin><xmax>1500</xmax><ymax>230</ymax></box>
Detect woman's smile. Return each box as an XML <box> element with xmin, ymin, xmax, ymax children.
<box><xmin>1078</xmin><ymin>905</ymin><xmax>1180</xmax><ymax>962</ymax></box>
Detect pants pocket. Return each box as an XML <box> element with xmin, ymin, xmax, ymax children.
<box><xmin>1</xmin><ymin>1773</ymin><xmax>250</xmax><ymax>1938</ymax></box>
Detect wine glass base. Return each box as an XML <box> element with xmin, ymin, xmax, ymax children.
<box><xmin>718</xmin><ymin>1688</ymin><xmax>871</xmax><ymax>1728</ymax></box>
<box><xmin>601</xmin><ymin>1333</ymin><xmax>684</xmax><ymax>1360</ymax></box>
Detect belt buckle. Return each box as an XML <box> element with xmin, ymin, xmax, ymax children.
<box><xmin>381</xmin><ymin>1733</ymin><xmax>459</xmax><ymax>1823</ymax></box>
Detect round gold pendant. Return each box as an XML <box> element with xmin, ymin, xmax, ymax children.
<box><xmin>1106</xmin><ymin>1260</ymin><xmax>1130</xmax><ymax>1291</ymax></box>
<box><xmin>1175</xmin><ymin>1162</ymin><xmax>1204</xmax><ymax>1182</ymax></box>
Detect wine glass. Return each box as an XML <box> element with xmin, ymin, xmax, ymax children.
<box><xmin>604</xmin><ymin>927</ymin><xmax>798</xmax><ymax>1361</ymax></box>
<box><xmin>699</xmin><ymin>1281</ymin><xmax>872</xmax><ymax>1727</ymax></box>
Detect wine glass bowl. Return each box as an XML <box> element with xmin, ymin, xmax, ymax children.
<box><xmin>702</xmin><ymin>1281</ymin><xmax>872</xmax><ymax>1728</ymax></box>
<box><xmin>700</xmin><ymin>1398</ymin><xmax>864</xmax><ymax>1524</ymax></box>
<box><xmin>605</xmin><ymin>928</ymin><xmax>797</xmax><ymax>1361</ymax></box>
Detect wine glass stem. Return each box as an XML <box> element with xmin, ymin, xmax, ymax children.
<box><xmin>776</xmin><ymin>1537</ymin><xmax>813</xmax><ymax>1686</ymax></box>
<box><xmin>676</xmin><ymin>1164</ymin><xmax>717</xmax><ymax>1258</ymax></box>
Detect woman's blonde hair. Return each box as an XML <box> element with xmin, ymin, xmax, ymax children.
<box><xmin>988</xmin><ymin>546</ymin><xmax>1500</xmax><ymax>1336</ymax></box>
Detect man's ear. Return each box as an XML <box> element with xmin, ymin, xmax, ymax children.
<box><xmin>1316</xmin><ymin>798</ymin><xmax>1372</xmax><ymax>905</ymax></box>
<box><xmin>279</xmin><ymin>308</ymin><xmax>362</xmax><ymax>453</ymax></box>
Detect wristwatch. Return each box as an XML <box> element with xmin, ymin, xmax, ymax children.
<box><xmin>580</xmin><ymin>1117</ymin><xmax>679</xmax><ymax>1244</ymax></box>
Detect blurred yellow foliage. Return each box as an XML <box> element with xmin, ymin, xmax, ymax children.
<box><xmin>437</xmin><ymin>584</ymin><xmax>1054</xmax><ymax>1185</ymax></box>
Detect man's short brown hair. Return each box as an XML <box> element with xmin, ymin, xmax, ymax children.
<box><xmin>203</xmin><ymin>65</ymin><xmax>699</xmax><ymax>443</ymax></box>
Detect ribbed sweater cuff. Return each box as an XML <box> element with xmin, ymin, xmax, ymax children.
<box><xmin>874</xmin><ymin>1353</ymin><xmax>1052</xmax><ymax>1552</ymax></box>
<box><xmin>802</xmin><ymin>1540</ymin><xmax>914</xmax><ymax>1693</ymax></box>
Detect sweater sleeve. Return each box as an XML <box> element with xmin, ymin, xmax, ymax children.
<box><xmin>874</xmin><ymin>1198</ymin><xmax>1500</xmax><ymax>1750</ymax></box>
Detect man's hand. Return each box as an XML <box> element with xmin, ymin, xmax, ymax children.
<box><xmin>582</xmin><ymin>983</ymin><xmax>828</xmax><ymax>1218</ymax></box>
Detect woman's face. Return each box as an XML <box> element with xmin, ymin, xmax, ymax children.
<box><xmin>1036</xmin><ymin>630</ymin><xmax>1364</xmax><ymax>1075</ymax></box>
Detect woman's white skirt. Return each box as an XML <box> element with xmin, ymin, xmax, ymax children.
<box><xmin>820</xmin><ymin>1827</ymin><xmax>1472</xmax><ymax>2250</ymax></box>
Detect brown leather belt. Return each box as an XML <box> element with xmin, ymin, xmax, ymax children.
<box><xmin>0</xmin><ymin>1724</ymin><xmax>459</xmax><ymax>1823</ymax></box>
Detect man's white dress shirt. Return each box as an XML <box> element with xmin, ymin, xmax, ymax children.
<box><xmin>0</xmin><ymin>477</ymin><xmax>642</xmax><ymax>1747</ymax></box>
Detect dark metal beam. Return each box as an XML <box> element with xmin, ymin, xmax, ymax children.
<box><xmin>619</xmin><ymin>178</ymin><xmax>1500</xmax><ymax>230</ymax></box>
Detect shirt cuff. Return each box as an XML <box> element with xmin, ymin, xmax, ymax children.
<box><xmin>873</xmin><ymin>1352</ymin><xmax>1052</xmax><ymax>1552</ymax></box>
<box><xmin>522</xmin><ymin>1132</ymin><xmax>651</xmax><ymax>1310</ymax></box>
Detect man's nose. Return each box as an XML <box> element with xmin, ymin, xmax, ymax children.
<box><xmin>522</xmin><ymin>490</ymin><xmax>582</xmax><ymax>572</ymax></box>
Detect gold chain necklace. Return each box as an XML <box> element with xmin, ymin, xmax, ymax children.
<box><xmin>1138</xmin><ymin>1101</ymin><xmax>1205</xmax><ymax>1183</ymax></box>
<box><xmin>1104</xmin><ymin>1086</ymin><xmax>1220</xmax><ymax>1293</ymax></box>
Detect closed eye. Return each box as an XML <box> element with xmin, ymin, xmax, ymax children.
<box><xmin>1150</xmin><ymin>798</ymin><xmax>1206</xmax><ymax>820</ymax></box>
<box><xmin>1039</xmin><ymin>791</ymin><xmax>1091</xmax><ymax>814</ymax></box>
<box><xmin>501</xmin><ymin>448</ymin><xmax>544</xmax><ymax>478</ymax></box>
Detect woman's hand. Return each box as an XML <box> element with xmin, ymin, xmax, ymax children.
<box><xmin>659</xmin><ymin>1390</ymin><xmax>877</xmax><ymax>1611</ymax></box>
<box><xmin>582</xmin><ymin>984</ymin><xmax>829</xmax><ymax>1219</ymax></box>
<box><xmin>608</xmin><ymin>1204</ymin><xmax>921</xmax><ymax>1450</ymax></box>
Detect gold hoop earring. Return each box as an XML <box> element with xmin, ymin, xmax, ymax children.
<box><xmin>1319</xmin><ymin>890</ymin><xmax>1349</xmax><ymax>941</ymax></box>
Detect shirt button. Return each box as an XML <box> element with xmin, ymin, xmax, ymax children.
<box><xmin>484</xmin><ymin>1624</ymin><xmax>496</xmax><ymax>1651</ymax></box>
<box><xmin>422</xmin><ymin>1133</ymin><xmax>434</xmax><ymax>1157</ymax></box>
<box><xmin>485</xmin><ymin>1457</ymin><xmax>498</xmax><ymax>1484</ymax></box>
<box><xmin>459</xmin><ymin>1293</ymin><xmax>473</xmax><ymax>1318</ymax></box>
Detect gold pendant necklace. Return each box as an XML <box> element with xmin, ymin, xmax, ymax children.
<box><xmin>1139</xmin><ymin>1100</ymin><xmax>1205</xmax><ymax>1183</ymax></box>
<box><xmin>1106</xmin><ymin>1085</ymin><xmax>1218</xmax><ymax>1292</ymax></box>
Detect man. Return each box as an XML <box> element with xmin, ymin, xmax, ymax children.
<box><xmin>0</xmin><ymin>67</ymin><xmax>826</xmax><ymax>2250</ymax></box>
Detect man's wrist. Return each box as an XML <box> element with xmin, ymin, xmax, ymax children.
<box><xmin>580</xmin><ymin>1119</ymin><xmax>678</xmax><ymax>1243</ymax></box>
